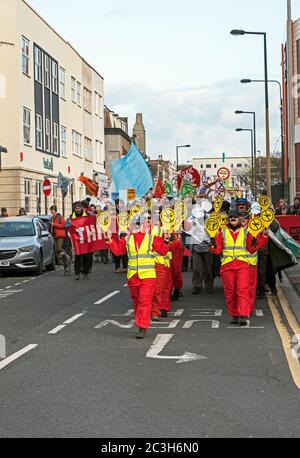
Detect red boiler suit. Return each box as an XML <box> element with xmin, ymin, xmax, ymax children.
<box><xmin>210</xmin><ymin>228</ymin><xmax>259</xmax><ymax>318</ymax></box>
<box><xmin>109</xmin><ymin>233</ymin><xmax>169</xmax><ymax>329</ymax></box>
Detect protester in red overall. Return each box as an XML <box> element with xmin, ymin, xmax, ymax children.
<box><xmin>170</xmin><ymin>234</ymin><xmax>184</xmax><ymax>301</ymax></box>
<box><xmin>106</xmin><ymin>216</ymin><xmax>170</xmax><ymax>339</ymax></box>
<box><xmin>210</xmin><ymin>209</ymin><xmax>263</xmax><ymax>326</ymax></box>
<box><xmin>240</xmin><ymin>212</ymin><xmax>269</xmax><ymax>314</ymax></box>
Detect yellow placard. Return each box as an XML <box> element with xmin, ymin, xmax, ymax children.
<box><xmin>129</xmin><ymin>205</ymin><xmax>142</xmax><ymax>219</ymax></box>
<box><xmin>174</xmin><ymin>201</ymin><xmax>188</xmax><ymax>231</ymax></box>
<box><xmin>248</xmin><ymin>217</ymin><xmax>263</xmax><ymax>238</ymax></box>
<box><xmin>214</xmin><ymin>197</ymin><xmax>223</xmax><ymax>213</ymax></box>
<box><xmin>205</xmin><ymin>215</ymin><xmax>220</xmax><ymax>238</ymax></box>
<box><xmin>258</xmin><ymin>195</ymin><xmax>271</xmax><ymax>210</ymax></box>
<box><xmin>117</xmin><ymin>212</ymin><xmax>129</xmax><ymax>232</ymax></box>
<box><xmin>97</xmin><ymin>211</ymin><xmax>111</xmax><ymax>232</ymax></box>
<box><xmin>261</xmin><ymin>209</ymin><xmax>274</xmax><ymax>228</ymax></box>
<box><xmin>219</xmin><ymin>213</ymin><xmax>228</xmax><ymax>230</ymax></box>
<box><xmin>160</xmin><ymin>208</ymin><xmax>175</xmax><ymax>231</ymax></box>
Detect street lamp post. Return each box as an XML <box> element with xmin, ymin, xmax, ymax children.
<box><xmin>241</xmin><ymin>78</ymin><xmax>284</xmax><ymax>196</ymax></box>
<box><xmin>176</xmin><ymin>145</ymin><xmax>191</xmax><ymax>172</ymax></box>
<box><xmin>231</xmin><ymin>29</ymin><xmax>271</xmax><ymax>198</ymax></box>
<box><xmin>235</xmin><ymin>128</ymin><xmax>254</xmax><ymax>193</ymax></box>
<box><xmin>235</xmin><ymin>110</ymin><xmax>257</xmax><ymax>198</ymax></box>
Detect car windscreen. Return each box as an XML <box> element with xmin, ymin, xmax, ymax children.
<box><xmin>0</xmin><ymin>221</ymin><xmax>36</xmax><ymax>237</ymax></box>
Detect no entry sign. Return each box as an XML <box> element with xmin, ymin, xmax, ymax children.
<box><xmin>42</xmin><ymin>179</ymin><xmax>52</xmax><ymax>197</ymax></box>
<box><xmin>217</xmin><ymin>167</ymin><xmax>230</xmax><ymax>181</ymax></box>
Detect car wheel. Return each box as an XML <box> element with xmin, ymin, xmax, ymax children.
<box><xmin>46</xmin><ymin>249</ymin><xmax>56</xmax><ymax>272</ymax></box>
<box><xmin>35</xmin><ymin>253</ymin><xmax>43</xmax><ymax>276</ymax></box>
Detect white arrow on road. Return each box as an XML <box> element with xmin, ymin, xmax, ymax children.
<box><xmin>146</xmin><ymin>334</ymin><xmax>207</xmax><ymax>364</ymax></box>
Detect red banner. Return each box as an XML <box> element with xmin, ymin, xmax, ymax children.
<box><xmin>67</xmin><ymin>215</ymin><xmax>108</xmax><ymax>255</ymax></box>
<box><xmin>276</xmin><ymin>216</ymin><xmax>300</xmax><ymax>242</ymax></box>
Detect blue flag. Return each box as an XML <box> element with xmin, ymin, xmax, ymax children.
<box><xmin>111</xmin><ymin>143</ymin><xmax>153</xmax><ymax>198</ymax></box>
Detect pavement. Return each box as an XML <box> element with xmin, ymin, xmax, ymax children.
<box><xmin>282</xmin><ymin>261</ymin><xmax>300</xmax><ymax>325</ymax></box>
<box><xmin>0</xmin><ymin>262</ymin><xmax>300</xmax><ymax>438</ymax></box>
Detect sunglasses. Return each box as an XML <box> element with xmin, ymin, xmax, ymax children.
<box><xmin>229</xmin><ymin>217</ymin><xmax>239</xmax><ymax>220</ymax></box>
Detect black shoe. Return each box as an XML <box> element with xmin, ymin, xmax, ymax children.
<box><xmin>239</xmin><ymin>316</ymin><xmax>250</xmax><ymax>327</ymax></box>
<box><xmin>192</xmin><ymin>288</ymin><xmax>201</xmax><ymax>295</ymax></box>
<box><xmin>136</xmin><ymin>328</ymin><xmax>146</xmax><ymax>339</ymax></box>
<box><xmin>160</xmin><ymin>310</ymin><xmax>168</xmax><ymax>318</ymax></box>
<box><xmin>75</xmin><ymin>274</ymin><xmax>80</xmax><ymax>281</ymax></box>
<box><xmin>231</xmin><ymin>316</ymin><xmax>239</xmax><ymax>325</ymax></box>
<box><xmin>173</xmin><ymin>289</ymin><xmax>180</xmax><ymax>301</ymax></box>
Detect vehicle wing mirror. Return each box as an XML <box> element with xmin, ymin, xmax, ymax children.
<box><xmin>41</xmin><ymin>230</ymin><xmax>49</xmax><ymax>237</ymax></box>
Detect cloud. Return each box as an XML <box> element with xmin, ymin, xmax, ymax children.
<box><xmin>105</xmin><ymin>79</ymin><xmax>282</xmax><ymax>163</ymax></box>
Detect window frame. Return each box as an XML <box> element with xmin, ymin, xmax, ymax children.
<box><xmin>36</xmin><ymin>114</ymin><xmax>43</xmax><ymax>150</ymax></box>
<box><xmin>23</xmin><ymin>107</ymin><xmax>31</xmax><ymax>145</ymax></box>
<box><xmin>59</xmin><ymin>67</ymin><xmax>66</xmax><ymax>99</ymax></box>
<box><xmin>45</xmin><ymin>118</ymin><xmax>51</xmax><ymax>153</ymax></box>
<box><xmin>60</xmin><ymin>125</ymin><xmax>67</xmax><ymax>158</ymax></box>
<box><xmin>44</xmin><ymin>54</ymin><xmax>51</xmax><ymax>89</ymax></box>
<box><xmin>51</xmin><ymin>61</ymin><xmax>58</xmax><ymax>95</ymax></box>
<box><xmin>52</xmin><ymin>122</ymin><xmax>59</xmax><ymax>155</ymax></box>
<box><xmin>22</xmin><ymin>36</ymin><xmax>30</xmax><ymax>76</ymax></box>
<box><xmin>76</xmin><ymin>81</ymin><xmax>81</xmax><ymax>106</ymax></box>
<box><xmin>34</xmin><ymin>46</ymin><xmax>42</xmax><ymax>83</ymax></box>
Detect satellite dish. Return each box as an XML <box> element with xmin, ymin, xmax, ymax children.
<box><xmin>201</xmin><ymin>199</ymin><xmax>213</xmax><ymax>213</ymax></box>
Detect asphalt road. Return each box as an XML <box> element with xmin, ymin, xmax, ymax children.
<box><xmin>0</xmin><ymin>262</ymin><xmax>299</xmax><ymax>438</ymax></box>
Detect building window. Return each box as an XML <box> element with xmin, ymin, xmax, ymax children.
<box><xmin>84</xmin><ymin>137</ymin><xmax>92</xmax><ymax>161</ymax></box>
<box><xmin>206</xmin><ymin>164</ymin><xmax>212</xmax><ymax>169</ymax></box>
<box><xmin>84</xmin><ymin>88</ymin><xmax>92</xmax><ymax>113</ymax></box>
<box><xmin>71</xmin><ymin>77</ymin><xmax>76</xmax><ymax>102</ymax></box>
<box><xmin>60</xmin><ymin>67</ymin><xmax>66</xmax><ymax>99</ymax></box>
<box><xmin>72</xmin><ymin>130</ymin><xmax>82</xmax><ymax>156</ymax></box>
<box><xmin>23</xmin><ymin>107</ymin><xmax>31</xmax><ymax>145</ymax></box>
<box><xmin>95</xmin><ymin>140</ymin><xmax>102</xmax><ymax>164</ymax></box>
<box><xmin>237</xmin><ymin>164</ymin><xmax>242</xmax><ymax>168</ymax></box>
<box><xmin>214</xmin><ymin>164</ymin><xmax>217</xmax><ymax>168</ymax></box>
<box><xmin>34</xmin><ymin>47</ymin><xmax>42</xmax><ymax>83</ymax></box>
<box><xmin>53</xmin><ymin>122</ymin><xmax>59</xmax><ymax>155</ymax></box>
<box><xmin>22</xmin><ymin>37</ymin><xmax>30</xmax><ymax>76</ymax></box>
<box><xmin>44</xmin><ymin>55</ymin><xmax>50</xmax><ymax>89</ymax></box>
<box><xmin>200</xmin><ymin>164</ymin><xmax>203</xmax><ymax>169</ymax></box>
<box><xmin>36</xmin><ymin>181</ymin><xmax>42</xmax><ymax>215</ymax></box>
<box><xmin>36</xmin><ymin>114</ymin><xmax>43</xmax><ymax>149</ymax></box>
<box><xmin>24</xmin><ymin>179</ymin><xmax>31</xmax><ymax>213</ymax></box>
<box><xmin>45</xmin><ymin>118</ymin><xmax>51</xmax><ymax>152</ymax></box>
<box><xmin>60</xmin><ymin>126</ymin><xmax>67</xmax><ymax>157</ymax></box>
<box><xmin>53</xmin><ymin>184</ymin><xmax>58</xmax><ymax>198</ymax></box>
<box><xmin>52</xmin><ymin>61</ymin><xmax>58</xmax><ymax>94</ymax></box>
<box><xmin>95</xmin><ymin>92</ymin><xmax>102</xmax><ymax>117</ymax></box>
<box><xmin>76</xmin><ymin>81</ymin><xmax>81</xmax><ymax>105</ymax></box>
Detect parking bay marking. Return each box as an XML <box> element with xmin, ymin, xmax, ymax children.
<box><xmin>146</xmin><ymin>334</ymin><xmax>207</xmax><ymax>364</ymax></box>
<box><xmin>0</xmin><ymin>344</ymin><xmax>38</xmax><ymax>371</ymax></box>
<box><xmin>94</xmin><ymin>291</ymin><xmax>120</xmax><ymax>305</ymax></box>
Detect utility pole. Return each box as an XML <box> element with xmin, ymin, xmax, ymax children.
<box><xmin>287</xmin><ymin>0</ymin><xmax>295</xmax><ymax>203</ymax></box>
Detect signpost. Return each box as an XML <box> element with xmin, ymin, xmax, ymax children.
<box><xmin>217</xmin><ymin>167</ymin><xmax>230</xmax><ymax>181</ymax></box>
<box><xmin>42</xmin><ymin>179</ymin><xmax>51</xmax><ymax>215</ymax></box>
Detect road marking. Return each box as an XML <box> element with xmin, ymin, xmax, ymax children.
<box><xmin>191</xmin><ymin>309</ymin><xmax>223</xmax><ymax>317</ymax></box>
<box><xmin>172</xmin><ymin>309</ymin><xmax>184</xmax><ymax>317</ymax></box>
<box><xmin>63</xmin><ymin>313</ymin><xmax>85</xmax><ymax>325</ymax></box>
<box><xmin>146</xmin><ymin>334</ymin><xmax>207</xmax><ymax>364</ymax></box>
<box><xmin>94</xmin><ymin>291</ymin><xmax>120</xmax><ymax>305</ymax></box>
<box><xmin>255</xmin><ymin>309</ymin><xmax>264</xmax><ymax>317</ymax></box>
<box><xmin>267</xmin><ymin>293</ymin><xmax>300</xmax><ymax>390</ymax></box>
<box><xmin>0</xmin><ymin>344</ymin><xmax>38</xmax><ymax>371</ymax></box>
<box><xmin>14</xmin><ymin>283</ymin><xmax>21</xmax><ymax>286</ymax></box>
<box><xmin>5</xmin><ymin>286</ymin><xmax>12</xmax><ymax>289</ymax></box>
<box><xmin>22</xmin><ymin>280</ymin><xmax>29</xmax><ymax>283</ymax></box>
<box><xmin>95</xmin><ymin>319</ymin><xmax>135</xmax><ymax>329</ymax></box>
<box><xmin>31</xmin><ymin>277</ymin><xmax>36</xmax><ymax>280</ymax></box>
<box><xmin>184</xmin><ymin>320</ymin><xmax>220</xmax><ymax>329</ymax></box>
<box><xmin>227</xmin><ymin>326</ymin><xmax>265</xmax><ymax>329</ymax></box>
<box><xmin>48</xmin><ymin>325</ymin><xmax>66</xmax><ymax>335</ymax></box>
<box><xmin>123</xmin><ymin>283</ymin><xmax>127</xmax><ymax>287</ymax></box>
<box><xmin>150</xmin><ymin>319</ymin><xmax>180</xmax><ymax>329</ymax></box>
<box><xmin>112</xmin><ymin>309</ymin><xmax>134</xmax><ymax>317</ymax></box>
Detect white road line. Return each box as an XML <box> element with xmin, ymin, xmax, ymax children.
<box><xmin>22</xmin><ymin>280</ymin><xmax>29</xmax><ymax>283</ymax></box>
<box><xmin>48</xmin><ymin>324</ymin><xmax>66</xmax><ymax>335</ymax></box>
<box><xmin>5</xmin><ymin>286</ymin><xmax>12</xmax><ymax>289</ymax></box>
<box><xmin>123</xmin><ymin>283</ymin><xmax>128</xmax><ymax>287</ymax></box>
<box><xmin>31</xmin><ymin>277</ymin><xmax>36</xmax><ymax>280</ymax></box>
<box><xmin>63</xmin><ymin>313</ymin><xmax>85</xmax><ymax>325</ymax></box>
<box><xmin>227</xmin><ymin>326</ymin><xmax>265</xmax><ymax>329</ymax></box>
<box><xmin>94</xmin><ymin>291</ymin><xmax>120</xmax><ymax>305</ymax></box>
<box><xmin>14</xmin><ymin>283</ymin><xmax>21</xmax><ymax>286</ymax></box>
<box><xmin>0</xmin><ymin>344</ymin><xmax>38</xmax><ymax>371</ymax></box>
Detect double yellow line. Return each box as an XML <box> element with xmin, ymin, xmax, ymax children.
<box><xmin>267</xmin><ymin>286</ymin><xmax>300</xmax><ymax>390</ymax></box>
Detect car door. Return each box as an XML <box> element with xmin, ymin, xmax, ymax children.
<box><xmin>35</xmin><ymin>219</ymin><xmax>51</xmax><ymax>264</ymax></box>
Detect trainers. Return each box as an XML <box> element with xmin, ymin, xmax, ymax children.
<box><xmin>239</xmin><ymin>316</ymin><xmax>250</xmax><ymax>327</ymax></box>
<box><xmin>75</xmin><ymin>274</ymin><xmax>80</xmax><ymax>280</ymax></box>
<box><xmin>192</xmin><ymin>288</ymin><xmax>201</xmax><ymax>295</ymax></box>
<box><xmin>231</xmin><ymin>316</ymin><xmax>239</xmax><ymax>325</ymax></box>
<box><xmin>160</xmin><ymin>310</ymin><xmax>168</xmax><ymax>318</ymax></box>
<box><xmin>136</xmin><ymin>328</ymin><xmax>146</xmax><ymax>339</ymax></box>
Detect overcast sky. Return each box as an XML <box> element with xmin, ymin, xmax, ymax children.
<box><xmin>27</xmin><ymin>0</ymin><xmax>300</xmax><ymax>164</ymax></box>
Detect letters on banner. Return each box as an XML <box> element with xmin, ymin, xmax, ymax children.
<box><xmin>67</xmin><ymin>215</ymin><xmax>107</xmax><ymax>255</ymax></box>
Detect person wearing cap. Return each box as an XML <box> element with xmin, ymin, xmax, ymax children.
<box><xmin>105</xmin><ymin>214</ymin><xmax>170</xmax><ymax>339</ymax></box>
<box><xmin>210</xmin><ymin>209</ymin><xmax>264</xmax><ymax>326</ymax></box>
<box><xmin>236</xmin><ymin>198</ymin><xmax>250</xmax><ymax>215</ymax></box>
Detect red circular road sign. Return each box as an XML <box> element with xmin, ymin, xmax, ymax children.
<box><xmin>177</xmin><ymin>167</ymin><xmax>201</xmax><ymax>190</ymax></box>
<box><xmin>42</xmin><ymin>179</ymin><xmax>52</xmax><ymax>197</ymax></box>
<box><xmin>217</xmin><ymin>167</ymin><xmax>230</xmax><ymax>181</ymax></box>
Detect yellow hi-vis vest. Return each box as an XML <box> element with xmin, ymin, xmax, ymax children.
<box><xmin>221</xmin><ymin>227</ymin><xmax>250</xmax><ymax>266</ymax></box>
<box><xmin>151</xmin><ymin>226</ymin><xmax>171</xmax><ymax>268</ymax></box>
<box><xmin>247</xmin><ymin>252</ymin><xmax>258</xmax><ymax>266</ymax></box>
<box><xmin>126</xmin><ymin>234</ymin><xmax>156</xmax><ymax>280</ymax></box>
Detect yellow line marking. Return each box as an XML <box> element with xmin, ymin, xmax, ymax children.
<box><xmin>267</xmin><ymin>293</ymin><xmax>300</xmax><ymax>390</ymax></box>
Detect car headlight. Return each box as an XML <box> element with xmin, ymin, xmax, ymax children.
<box><xmin>19</xmin><ymin>245</ymin><xmax>35</xmax><ymax>253</ymax></box>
